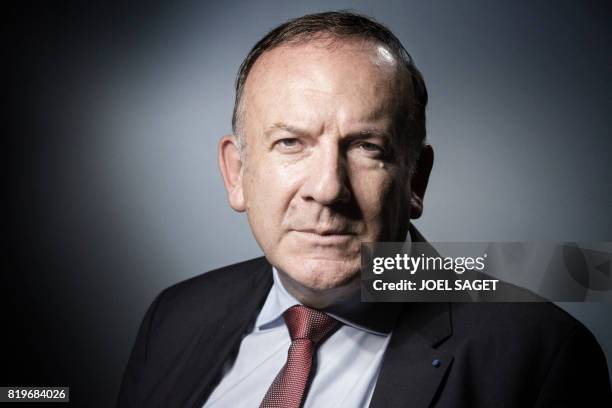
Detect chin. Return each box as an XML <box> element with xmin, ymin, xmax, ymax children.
<box><xmin>282</xmin><ymin>257</ymin><xmax>361</xmax><ymax>292</ymax></box>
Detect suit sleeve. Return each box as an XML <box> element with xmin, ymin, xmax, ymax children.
<box><xmin>534</xmin><ymin>324</ymin><xmax>612</xmax><ymax>407</ymax></box>
<box><xmin>116</xmin><ymin>290</ymin><xmax>165</xmax><ymax>408</ymax></box>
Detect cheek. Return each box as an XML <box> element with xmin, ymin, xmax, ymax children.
<box><xmin>350</xmin><ymin>167</ymin><xmax>395</xmax><ymax>217</ymax></box>
<box><xmin>243</xmin><ymin>159</ymin><xmax>301</xmax><ymax>218</ymax></box>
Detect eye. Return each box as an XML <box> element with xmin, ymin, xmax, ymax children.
<box><xmin>279</xmin><ymin>138</ymin><xmax>299</xmax><ymax>147</ymax></box>
<box><xmin>358</xmin><ymin>142</ymin><xmax>383</xmax><ymax>152</ymax></box>
<box><xmin>355</xmin><ymin>141</ymin><xmax>389</xmax><ymax>158</ymax></box>
<box><xmin>275</xmin><ymin>138</ymin><xmax>304</xmax><ymax>152</ymax></box>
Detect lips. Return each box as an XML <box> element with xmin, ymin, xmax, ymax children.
<box><xmin>296</xmin><ymin>228</ymin><xmax>354</xmax><ymax>236</ymax></box>
<box><xmin>291</xmin><ymin>229</ymin><xmax>356</xmax><ymax>245</ymax></box>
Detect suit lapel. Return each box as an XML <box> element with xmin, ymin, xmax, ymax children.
<box><xmin>369</xmin><ymin>301</ymin><xmax>454</xmax><ymax>408</ymax></box>
<box><xmin>176</xmin><ymin>258</ymin><xmax>274</xmax><ymax>408</ymax></box>
<box><xmin>369</xmin><ymin>226</ymin><xmax>455</xmax><ymax>407</ymax></box>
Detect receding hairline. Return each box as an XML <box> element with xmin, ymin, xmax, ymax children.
<box><xmin>235</xmin><ymin>35</ymin><xmax>412</xmax><ymax>136</ymax></box>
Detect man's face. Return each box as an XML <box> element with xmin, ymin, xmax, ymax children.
<box><xmin>222</xmin><ymin>39</ymin><xmax>419</xmax><ymax>301</ymax></box>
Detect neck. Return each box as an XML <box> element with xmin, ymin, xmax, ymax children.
<box><xmin>275</xmin><ymin>267</ymin><xmax>401</xmax><ymax>334</ymax></box>
<box><xmin>276</xmin><ymin>269</ymin><xmax>360</xmax><ymax>309</ymax></box>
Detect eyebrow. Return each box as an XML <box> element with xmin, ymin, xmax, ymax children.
<box><xmin>264</xmin><ymin>122</ymin><xmax>393</xmax><ymax>142</ymax></box>
<box><xmin>350</xmin><ymin>128</ymin><xmax>393</xmax><ymax>141</ymax></box>
<box><xmin>264</xmin><ymin>123</ymin><xmax>311</xmax><ymax>139</ymax></box>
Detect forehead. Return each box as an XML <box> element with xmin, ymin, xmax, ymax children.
<box><xmin>242</xmin><ymin>39</ymin><xmax>405</xmax><ymax>131</ymax></box>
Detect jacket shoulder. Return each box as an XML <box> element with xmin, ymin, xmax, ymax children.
<box><xmin>161</xmin><ymin>256</ymin><xmax>270</xmax><ymax>303</ymax></box>
<box><xmin>454</xmin><ymin>301</ymin><xmax>580</xmax><ymax>330</ymax></box>
<box><xmin>444</xmin><ymin>302</ymin><xmax>611</xmax><ymax>405</ymax></box>
<box><xmin>117</xmin><ymin>257</ymin><xmax>273</xmax><ymax>407</ymax></box>
<box><xmin>150</xmin><ymin>256</ymin><xmax>272</xmax><ymax>329</ymax></box>
<box><xmin>449</xmin><ymin>301</ymin><xmax>608</xmax><ymax>383</ymax></box>
<box><xmin>450</xmin><ymin>301</ymin><xmax>592</xmax><ymax>347</ymax></box>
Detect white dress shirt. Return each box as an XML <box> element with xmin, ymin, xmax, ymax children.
<box><xmin>203</xmin><ymin>268</ymin><xmax>392</xmax><ymax>408</ymax></box>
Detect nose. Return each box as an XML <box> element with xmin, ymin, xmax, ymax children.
<box><xmin>301</xmin><ymin>142</ymin><xmax>351</xmax><ymax>205</ymax></box>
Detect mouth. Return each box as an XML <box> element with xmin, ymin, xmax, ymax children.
<box><xmin>292</xmin><ymin>229</ymin><xmax>355</xmax><ymax>245</ymax></box>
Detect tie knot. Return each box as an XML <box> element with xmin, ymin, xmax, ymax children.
<box><xmin>283</xmin><ymin>305</ymin><xmax>339</xmax><ymax>344</ymax></box>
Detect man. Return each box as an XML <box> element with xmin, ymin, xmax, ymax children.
<box><xmin>118</xmin><ymin>11</ymin><xmax>611</xmax><ymax>407</ymax></box>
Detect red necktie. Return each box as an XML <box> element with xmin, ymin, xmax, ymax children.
<box><xmin>260</xmin><ymin>305</ymin><xmax>340</xmax><ymax>408</ymax></box>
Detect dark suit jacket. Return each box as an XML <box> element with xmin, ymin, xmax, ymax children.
<box><xmin>118</xmin><ymin>251</ymin><xmax>611</xmax><ymax>407</ymax></box>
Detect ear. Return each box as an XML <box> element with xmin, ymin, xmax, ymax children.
<box><xmin>218</xmin><ymin>135</ymin><xmax>246</xmax><ymax>212</ymax></box>
<box><xmin>409</xmin><ymin>144</ymin><xmax>434</xmax><ymax>219</ymax></box>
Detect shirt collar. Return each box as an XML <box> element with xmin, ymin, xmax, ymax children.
<box><xmin>255</xmin><ymin>267</ymin><xmax>302</xmax><ymax>331</ymax></box>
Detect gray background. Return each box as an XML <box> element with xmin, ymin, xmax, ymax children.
<box><xmin>5</xmin><ymin>1</ymin><xmax>611</xmax><ymax>406</ymax></box>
